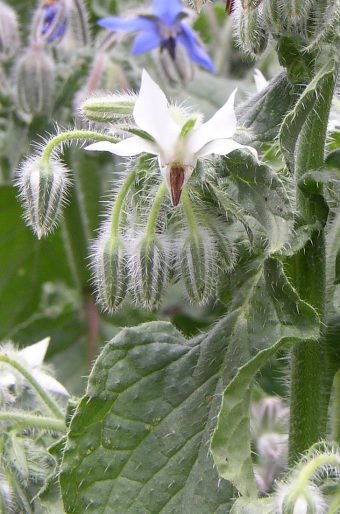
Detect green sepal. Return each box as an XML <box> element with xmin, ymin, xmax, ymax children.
<box><xmin>180</xmin><ymin>117</ymin><xmax>197</xmax><ymax>139</ymax></box>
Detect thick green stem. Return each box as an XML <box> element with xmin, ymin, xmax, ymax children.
<box><xmin>0</xmin><ymin>412</ymin><xmax>66</xmax><ymax>432</ymax></box>
<box><xmin>288</xmin><ymin>62</ymin><xmax>336</xmax><ymax>463</ymax></box>
<box><xmin>289</xmin><ymin>233</ymin><xmax>327</xmax><ymax>462</ymax></box>
<box><xmin>0</xmin><ymin>355</ymin><xmax>64</xmax><ymax>420</ymax></box>
<box><xmin>332</xmin><ymin>370</ymin><xmax>340</xmax><ymax>443</ymax></box>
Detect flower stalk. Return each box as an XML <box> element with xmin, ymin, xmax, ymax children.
<box><xmin>0</xmin><ymin>412</ymin><xmax>66</xmax><ymax>432</ymax></box>
<box><xmin>0</xmin><ymin>355</ymin><xmax>64</xmax><ymax>420</ymax></box>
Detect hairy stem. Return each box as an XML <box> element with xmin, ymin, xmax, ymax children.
<box><xmin>0</xmin><ymin>355</ymin><xmax>64</xmax><ymax>419</ymax></box>
<box><xmin>0</xmin><ymin>412</ymin><xmax>66</xmax><ymax>432</ymax></box>
<box><xmin>288</xmin><ymin>62</ymin><xmax>336</xmax><ymax>463</ymax></box>
<box><xmin>41</xmin><ymin>130</ymin><xmax>118</xmax><ymax>164</ymax></box>
<box><xmin>145</xmin><ymin>182</ymin><xmax>167</xmax><ymax>238</ymax></box>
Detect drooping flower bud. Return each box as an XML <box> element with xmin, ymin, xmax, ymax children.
<box><xmin>275</xmin><ymin>483</ymin><xmax>327</xmax><ymax>514</ymax></box>
<box><xmin>15</xmin><ymin>46</ymin><xmax>55</xmax><ymax>116</ymax></box>
<box><xmin>0</xmin><ymin>1</ymin><xmax>20</xmax><ymax>61</ymax></box>
<box><xmin>31</xmin><ymin>0</ymin><xmax>68</xmax><ymax>45</ymax></box>
<box><xmin>178</xmin><ymin>229</ymin><xmax>217</xmax><ymax>304</ymax></box>
<box><xmin>281</xmin><ymin>0</ymin><xmax>313</xmax><ymax>23</ymax></box>
<box><xmin>158</xmin><ymin>41</ymin><xmax>194</xmax><ymax>85</ymax></box>
<box><xmin>241</xmin><ymin>0</ymin><xmax>264</xmax><ymax>11</ymax></box>
<box><xmin>131</xmin><ymin>235</ymin><xmax>170</xmax><ymax>310</ymax></box>
<box><xmin>16</xmin><ymin>155</ymin><xmax>70</xmax><ymax>238</ymax></box>
<box><xmin>80</xmin><ymin>93</ymin><xmax>135</xmax><ymax>124</ymax></box>
<box><xmin>91</xmin><ymin>230</ymin><xmax>128</xmax><ymax>312</ymax></box>
<box><xmin>237</xmin><ymin>6</ymin><xmax>269</xmax><ymax>56</ymax></box>
<box><xmin>262</xmin><ymin>0</ymin><xmax>287</xmax><ymax>35</ymax></box>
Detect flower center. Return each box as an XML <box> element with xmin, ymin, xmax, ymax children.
<box><xmin>169</xmin><ymin>162</ymin><xmax>185</xmax><ymax>206</ymax></box>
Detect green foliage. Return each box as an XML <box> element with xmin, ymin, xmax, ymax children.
<box><xmin>0</xmin><ymin>0</ymin><xmax>340</xmax><ymax>513</ymax></box>
<box><xmin>60</xmin><ymin>322</ymin><xmax>233</xmax><ymax>513</ymax></box>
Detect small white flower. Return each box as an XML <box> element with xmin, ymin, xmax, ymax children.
<box><xmin>0</xmin><ymin>338</ymin><xmax>69</xmax><ymax>397</ymax></box>
<box><xmin>85</xmin><ymin>70</ymin><xmax>257</xmax><ymax>206</ymax></box>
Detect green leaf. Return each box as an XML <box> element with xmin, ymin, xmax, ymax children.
<box><xmin>60</xmin><ymin>254</ymin><xmax>320</xmax><ymax>510</ymax></box>
<box><xmin>210</xmin><ymin>258</ymin><xmax>319</xmax><ymax>497</ymax></box>
<box><xmin>235</xmin><ymin>72</ymin><xmax>295</xmax><ymax>144</ymax></box>
<box><xmin>60</xmin><ymin>322</ymin><xmax>233</xmax><ymax>513</ymax></box>
<box><xmin>208</xmin><ymin>152</ymin><xmax>293</xmax><ymax>253</ymax></box>
<box><xmin>279</xmin><ymin>58</ymin><xmax>337</xmax><ymax>174</ymax></box>
<box><xmin>0</xmin><ymin>186</ymin><xmax>74</xmax><ymax>339</ymax></box>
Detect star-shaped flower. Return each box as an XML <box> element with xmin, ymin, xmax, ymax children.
<box><xmin>97</xmin><ymin>0</ymin><xmax>214</xmax><ymax>72</ymax></box>
<box><xmin>85</xmin><ymin>70</ymin><xmax>257</xmax><ymax>206</ymax></box>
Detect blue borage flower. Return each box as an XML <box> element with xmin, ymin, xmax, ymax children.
<box><xmin>43</xmin><ymin>1</ymin><xmax>67</xmax><ymax>42</ymax></box>
<box><xmin>35</xmin><ymin>0</ymin><xmax>67</xmax><ymax>43</ymax></box>
<box><xmin>97</xmin><ymin>0</ymin><xmax>214</xmax><ymax>72</ymax></box>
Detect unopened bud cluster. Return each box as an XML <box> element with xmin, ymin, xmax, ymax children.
<box><xmin>0</xmin><ymin>0</ymin><xmax>90</xmax><ymax>118</ymax></box>
<box><xmin>91</xmin><ymin>172</ymin><xmax>237</xmax><ymax>312</ymax></box>
<box><xmin>250</xmin><ymin>396</ymin><xmax>289</xmax><ymax>493</ymax></box>
<box><xmin>233</xmin><ymin>0</ymin><xmax>339</xmax><ymax>57</ymax></box>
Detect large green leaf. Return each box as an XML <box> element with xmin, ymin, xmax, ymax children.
<box><xmin>208</xmin><ymin>152</ymin><xmax>293</xmax><ymax>253</ymax></box>
<box><xmin>60</xmin><ymin>322</ymin><xmax>233</xmax><ymax>513</ymax></box>
<box><xmin>210</xmin><ymin>258</ymin><xmax>319</xmax><ymax>497</ymax></box>
<box><xmin>59</xmin><ymin>252</ymin><xmax>319</xmax><ymax>511</ymax></box>
<box><xmin>0</xmin><ymin>186</ymin><xmax>74</xmax><ymax>339</ymax></box>
<box><xmin>235</xmin><ymin>72</ymin><xmax>295</xmax><ymax>144</ymax></box>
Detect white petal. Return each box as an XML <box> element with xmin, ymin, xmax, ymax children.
<box><xmin>254</xmin><ymin>68</ymin><xmax>268</xmax><ymax>92</ymax></box>
<box><xmin>85</xmin><ymin>137</ymin><xmax>159</xmax><ymax>157</ymax></box>
<box><xmin>186</xmin><ymin>90</ymin><xmax>237</xmax><ymax>154</ymax></box>
<box><xmin>133</xmin><ymin>70</ymin><xmax>180</xmax><ymax>160</ymax></box>
<box><xmin>19</xmin><ymin>338</ymin><xmax>49</xmax><ymax>367</ymax></box>
<box><xmin>33</xmin><ymin>370</ymin><xmax>70</xmax><ymax>396</ymax></box>
<box><xmin>197</xmin><ymin>138</ymin><xmax>258</xmax><ymax>158</ymax></box>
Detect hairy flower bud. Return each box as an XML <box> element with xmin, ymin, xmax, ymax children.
<box><xmin>275</xmin><ymin>484</ymin><xmax>327</xmax><ymax>514</ymax></box>
<box><xmin>237</xmin><ymin>6</ymin><xmax>269</xmax><ymax>56</ymax></box>
<box><xmin>241</xmin><ymin>0</ymin><xmax>264</xmax><ymax>11</ymax></box>
<box><xmin>15</xmin><ymin>46</ymin><xmax>55</xmax><ymax>116</ymax></box>
<box><xmin>262</xmin><ymin>0</ymin><xmax>286</xmax><ymax>35</ymax></box>
<box><xmin>0</xmin><ymin>1</ymin><xmax>20</xmax><ymax>61</ymax></box>
<box><xmin>131</xmin><ymin>235</ymin><xmax>169</xmax><ymax>309</ymax></box>
<box><xmin>281</xmin><ymin>0</ymin><xmax>313</xmax><ymax>23</ymax></box>
<box><xmin>80</xmin><ymin>93</ymin><xmax>135</xmax><ymax>123</ymax></box>
<box><xmin>31</xmin><ymin>0</ymin><xmax>68</xmax><ymax>45</ymax></box>
<box><xmin>158</xmin><ymin>42</ymin><xmax>194</xmax><ymax>85</ymax></box>
<box><xmin>178</xmin><ymin>229</ymin><xmax>217</xmax><ymax>304</ymax></box>
<box><xmin>16</xmin><ymin>156</ymin><xmax>70</xmax><ymax>238</ymax></box>
<box><xmin>251</xmin><ymin>396</ymin><xmax>290</xmax><ymax>437</ymax></box>
<box><xmin>91</xmin><ymin>231</ymin><xmax>128</xmax><ymax>312</ymax></box>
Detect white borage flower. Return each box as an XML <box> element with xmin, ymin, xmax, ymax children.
<box><xmin>0</xmin><ymin>338</ymin><xmax>69</xmax><ymax>398</ymax></box>
<box><xmin>85</xmin><ymin>70</ymin><xmax>257</xmax><ymax>206</ymax></box>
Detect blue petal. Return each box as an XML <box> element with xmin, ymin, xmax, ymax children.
<box><xmin>177</xmin><ymin>24</ymin><xmax>214</xmax><ymax>72</ymax></box>
<box><xmin>151</xmin><ymin>0</ymin><xmax>182</xmax><ymax>25</ymax></box>
<box><xmin>131</xmin><ymin>28</ymin><xmax>161</xmax><ymax>54</ymax></box>
<box><xmin>97</xmin><ymin>16</ymin><xmax>155</xmax><ymax>33</ymax></box>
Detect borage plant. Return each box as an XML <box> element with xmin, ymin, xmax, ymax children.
<box><xmin>5</xmin><ymin>0</ymin><xmax>340</xmax><ymax>512</ymax></box>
